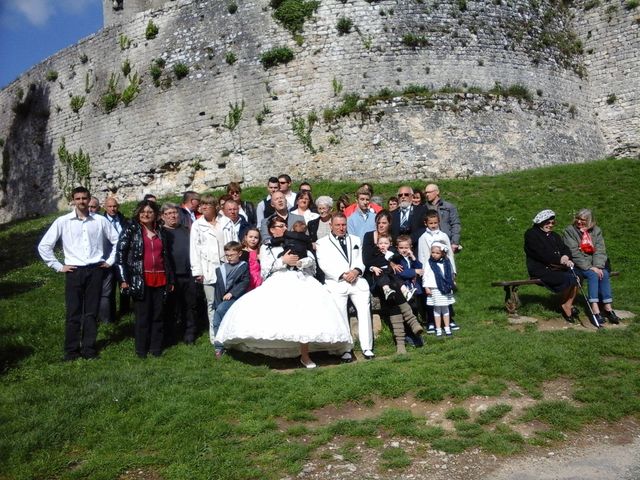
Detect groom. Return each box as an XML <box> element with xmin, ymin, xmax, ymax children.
<box><xmin>316</xmin><ymin>213</ymin><xmax>374</xmax><ymax>360</ymax></box>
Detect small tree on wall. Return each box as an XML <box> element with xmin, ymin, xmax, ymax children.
<box><xmin>57</xmin><ymin>138</ymin><xmax>91</xmax><ymax>200</ymax></box>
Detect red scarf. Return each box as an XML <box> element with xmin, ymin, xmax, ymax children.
<box><xmin>579</xmin><ymin>229</ymin><xmax>594</xmax><ymax>254</ymax></box>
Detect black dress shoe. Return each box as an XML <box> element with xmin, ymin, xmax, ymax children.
<box><xmin>605</xmin><ymin>310</ymin><xmax>620</xmax><ymax>324</ymax></box>
<box><xmin>561</xmin><ymin>310</ymin><xmax>576</xmax><ymax>323</ymax></box>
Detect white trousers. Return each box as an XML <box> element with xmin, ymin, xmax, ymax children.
<box><xmin>325</xmin><ymin>278</ymin><xmax>373</xmax><ymax>351</ymax></box>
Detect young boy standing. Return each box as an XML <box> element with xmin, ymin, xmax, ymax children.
<box><xmin>212</xmin><ymin>241</ymin><xmax>250</xmax><ymax>357</ymax></box>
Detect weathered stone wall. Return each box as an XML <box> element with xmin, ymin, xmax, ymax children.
<box><xmin>574</xmin><ymin>1</ymin><xmax>640</xmax><ymax>157</ymax></box>
<box><xmin>0</xmin><ymin>0</ymin><xmax>636</xmax><ymax>222</ymax></box>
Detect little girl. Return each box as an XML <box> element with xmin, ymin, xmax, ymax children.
<box><xmin>422</xmin><ymin>242</ymin><xmax>456</xmax><ymax>337</ymax></box>
<box><xmin>241</xmin><ymin>228</ymin><xmax>262</xmax><ymax>290</ymax></box>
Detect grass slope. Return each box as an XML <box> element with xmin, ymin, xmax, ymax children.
<box><xmin>0</xmin><ymin>158</ymin><xmax>638</xmax><ymax>479</ymax></box>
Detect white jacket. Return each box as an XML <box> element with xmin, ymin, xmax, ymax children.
<box><xmin>190</xmin><ymin>216</ymin><xmax>224</xmax><ymax>284</ymax></box>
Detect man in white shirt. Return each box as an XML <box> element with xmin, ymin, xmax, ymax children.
<box><xmin>38</xmin><ymin>186</ymin><xmax>119</xmax><ymax>361</ymax></box>
<box><xmin>218</xmin><ymin>199</ymin><xmax>250</xmax><ymax>258</ymax></box>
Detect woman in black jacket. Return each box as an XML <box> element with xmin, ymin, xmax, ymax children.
<box><xmin>524</xmin><ymin>209</ymin><xmax>579</xmax><ymax>323</ymax></box>
<box><xmin>117</xmin><ymin>200</ymin><xmax>174</xmax><ymax>357</ymax></box>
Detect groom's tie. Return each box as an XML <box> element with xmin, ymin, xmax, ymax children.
<box><xmin>338</xmin><ymin>236</ymin><xmax>348</xmax><ymax>257</ymax></box>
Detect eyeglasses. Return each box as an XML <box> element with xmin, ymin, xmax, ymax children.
<box><xmin>425</xmin><ymin>190</ymin><xmax>437</xmax><ymax>194</ymax></box>
<box><xmin>398</xmin><ymin>193</ymin><xmax>411</xmax><ymax>197</ymax></box>
<box><xmin>88</xmin><ymin>205</ymin><xmax>99</xmax><ymax>209</ymax></box>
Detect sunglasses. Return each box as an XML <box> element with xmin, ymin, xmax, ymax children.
<box><xmin>398</xmin><ymin>193</ymin><xmax>412</xmax><ymax>197</ymax></box>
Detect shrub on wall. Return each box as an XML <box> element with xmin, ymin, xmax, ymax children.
<box><xmin>145</xmin><ymin>20</ymin><xmax>159</xmax><ymax>40</ymax></box>
<box><xmin>260</xmin><ymin>46</ymin><xmax>294</xmax><ymax>69</ymax></box>
<box><xmin>270</xmin><ymin>0</ymin><xmax>319</xmax><ymax>35</ymax></box>
<box><xmin>402</xmin><ymin>33</ymin><xmax>429</xmax><ymax>48</ymax></box>
<box><xmin>121</xmin><ymin>59</ymin><xmax>131</xmax><ymax>77</ymax></box>
<box><xmin>173</xmin><ymin>63</ymin><xmax>189</xmax><ymax>80</ymax></box>
<box><xmin>336</xmin><ymin>17</ymin><xmax>353</xmax><ymax>35</ymax></box>
<box><xmin>70</xmin><ymin>96</ymin><xmax>85</xmax><ymax>113</ymax></box>
<box><xmin>225</xmin><ymin>51</ymin><xmax>237</xmax><ymax>65</ymax></box>
<box><xmin>100</xmin><ymin>73</ymin><xmax>121</xmax><ymax>113</ymax></box>
<box><xmin>57</xmin><ymin>137</ymin><xmax>91</xmax><ymax>200</ymax></box>
<box><xmin>45</xmin><ymin>70</ymin><xmax>59</xmax><ymax>82</ymax></box>
<box><xmin>121</xmin><ymin>73</ymin><xmax>141</xmax><ymax>106</ymax></box>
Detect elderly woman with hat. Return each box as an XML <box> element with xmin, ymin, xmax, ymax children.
<box><xmin>524</xmin><ymin>209</ymin><xmax>579</xmax><ymax>323</ymax></box>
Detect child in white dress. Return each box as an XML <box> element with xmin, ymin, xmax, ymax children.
<box><xmin>422</xmin><ymin>242</ymin><xmax>456</xmax><ymax>337</ymax></box>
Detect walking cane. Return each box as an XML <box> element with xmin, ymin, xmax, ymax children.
<box><xmin>570</xmin><ymin>267</ymin><xmax>602</xmax><ymax>329</ymax></box>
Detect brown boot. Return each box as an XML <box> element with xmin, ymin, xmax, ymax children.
<box><xmin>398</xmin><ymin>302</ymin><xmax>424</xmax><ymax>335</ymax></box>
<box><xmin>389</xmin><ymin>314</ymin><xmax>407</xmax><ymax>354</ymax></box>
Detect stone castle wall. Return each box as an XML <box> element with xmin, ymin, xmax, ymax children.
<box><xmin>0</xmin><ymin>0</ymin><xmax>638</xmax><ymax>222</ymax></box>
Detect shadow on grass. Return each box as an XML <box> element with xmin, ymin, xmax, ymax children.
<box><xmin>96</xmin><ymin>318</ymin><xmax>135</xmax><ymax>351</ymax></box>
<box><xmin>0</xmin><ymin>280</ymin><xmax>45</xmax><ymax>300</ymax></box>
<box><xmin>516</xmin><ymin>293</ymin><xmax>563</xmax><ymax>313</ymax></box>
<box><xmin>225</xmin><ymin>350</ymin><xmax>349</xmax><ymax>371</ymax></box>
<box><xmin>0</xmin><ymin>223</ymin><xmax>49</xmax><ymax>276</ymax></box>
<box><xmin>0</xmin><ymin>326</ymin><xmax>35</xmax><ymax>374</ymax></box>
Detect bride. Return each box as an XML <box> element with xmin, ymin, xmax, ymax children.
<box><xmin>215</xmin><ymin>216</ymin><xmax>353</xmax><ymax>368</ymax></box>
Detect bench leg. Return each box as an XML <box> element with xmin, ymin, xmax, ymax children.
<box><xmin>504</xmin><ymin>286</ymin><xmax>521</xmax><ymax>315</ymax></box>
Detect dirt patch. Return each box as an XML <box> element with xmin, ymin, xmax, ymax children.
<box><xmin>509</xmin><ymin>309</ymin><xmax>634</xmax><ymax>332</ymax></box>
<box><xmin>118</xmin><ymin>469</ymin><xmax>163</xmax><ymax>480</ymax></box>
<box><xmin>292</xmin><ymin>417</ymin><xmax>640</xmax><ymax>480</ymax></box>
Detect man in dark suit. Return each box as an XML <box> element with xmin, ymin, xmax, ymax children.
<box><xmin>391</xmin><ymin>186</ymin><xmax>427</xmax><ymax>249</ymax></box>
<box><xmin>260</xmin><ymin>191</ymin><xmax>304</xmax><ymax>244</ymax></box>
<box><xmin>178</xmin><ymin>191</ymin><xmax>200</xmax><ymax>228</ymax></box>
<box><xmin>161</xmin><ymin>202</ymin><xmax>198</xmax><ymax>345</ymax></box>
<box><xmin>99</xmin><ymin>196</ymin><xmax>130</xmax><ymax>323</ymax></box>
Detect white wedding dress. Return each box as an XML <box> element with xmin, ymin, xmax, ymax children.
<box><xmin>215</xmin><ymin>244</ymin><xmax>353</xmax><ymax>358</ymax></box>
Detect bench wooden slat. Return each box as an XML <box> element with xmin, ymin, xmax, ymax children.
<box><xmin>491</xmin><ymin>271</ymin><xmax>620</xmax><ymax>315</ymax></box>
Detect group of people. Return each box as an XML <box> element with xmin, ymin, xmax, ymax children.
<box><xmin>524</xmin><ymin>208</ymin><xmax>619</xmax><ymax>328</ymax></box>
<box><xmin>38</xmin><ymin>174</ymin><xmax>617</xmax><ymax>367</ymax></box>
<box><xmin>38</xmin><ymin>176</ymin><xmax>464</xmax><ymax>366</ymax></box>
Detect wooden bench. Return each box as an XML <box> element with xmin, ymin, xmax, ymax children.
<box><xmin>492</xmin><ymin>271</ymin><xmax>619</xmax><ymax>315</ymax></box>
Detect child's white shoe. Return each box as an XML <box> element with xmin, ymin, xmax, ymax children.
<box><xmin>435</xmin><ymin>328</ymin><xmax>443</xmax><ymax>337</ymax></box>
<box><xmin>444</xmin><ymin>327</ymin><xmax>452</xmax><ymax>337</ymax></box>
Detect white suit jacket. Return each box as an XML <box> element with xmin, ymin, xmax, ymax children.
<box><xmin>316</xmin><ymin>233</ymin><xmax>365</xmax><ymax>284</ymax></box>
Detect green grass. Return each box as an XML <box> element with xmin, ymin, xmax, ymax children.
<box><xmin>1</xmin><ymin>158</ymin><xmax>639</xmax><ymax>478</ymax></box>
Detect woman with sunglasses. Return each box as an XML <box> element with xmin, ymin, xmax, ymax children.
<box><xmin>215</xmin><ymin>216</ymin><xmax>352</xmax><ymax>368</ymax></box>
<box><xmin>524</xmin><ymin>209</ymin><xmax>579</xmax><ymax>323</ymax></box>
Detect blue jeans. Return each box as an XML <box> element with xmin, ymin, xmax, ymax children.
<box><xmin>578</xmin><ymin>268</ymin><xmax>612</xmax><ymax>304</ymax></box>
<box><xmin>212</xmin><ymin>299</ymin><xmax>237</xmax><ymax>351</ymax></box>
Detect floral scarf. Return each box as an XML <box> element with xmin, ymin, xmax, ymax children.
<box><xmin>579</xmin><ymin>228</ymin><xmax>595</xmax><ymax>254</ymax></box>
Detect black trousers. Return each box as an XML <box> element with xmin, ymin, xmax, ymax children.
<box><xmin>98</xmin><ymin>266</ymin><xmax>131</xmax><ymax>323</ymax></box>
<box><xmin>64</xmin><ymin>265</ymin><xmax>104</xmax><ymax>359</ymax></box>
<box><xmin>165</xmin><ymin>275</ymin><xmax>198</xmax><ymax>344</ymax></box>
<box><xmin>134</xmin><ymin>286</ymin><xmax>165</xmax><ymax>356</ymax></box>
